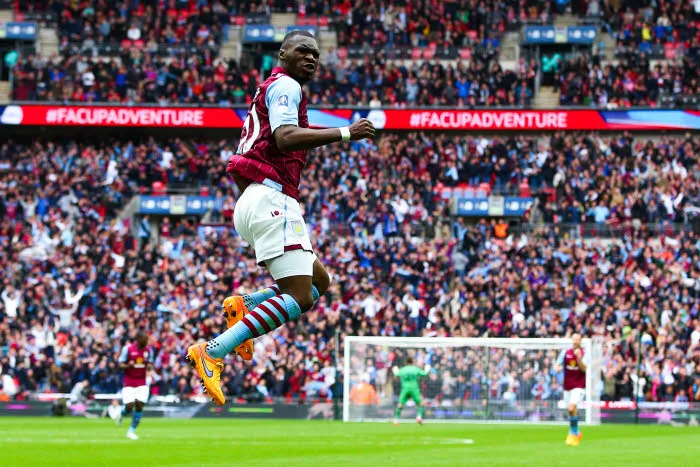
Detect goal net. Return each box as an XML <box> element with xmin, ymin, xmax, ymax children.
<box><xmin>343</xmin><ymin>337</ymin><xmax>602</xmax><ymax>424</ymax></box>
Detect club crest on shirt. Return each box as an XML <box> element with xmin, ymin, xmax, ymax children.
<box><xmin>277</xmin><ymin>95</ymin><xmax>289</xmax><ymax>107</ymax></box>
<box><xmin>289</xmin><ymin>220</ymin><xmax>305</xmax><ymax>237</ymax></box>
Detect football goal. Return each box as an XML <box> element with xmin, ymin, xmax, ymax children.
<box><xmin>343</xmin><ymin>336</ymin><xmax>602</xmax><ymax>424</ymax></box>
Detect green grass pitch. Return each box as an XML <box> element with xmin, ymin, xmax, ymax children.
<box><xmin>1</xmin><ymin>417</ymin><xmax>698</xmax><ymax>466</ymax></box>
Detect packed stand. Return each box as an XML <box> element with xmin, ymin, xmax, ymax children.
<box><xmin>16</xmin><ymin>0</ymin><xmax>229</xmax><ymax>54</ymax></box>
<box><xmin>556</xmin><ymin>52</ymin><xmax>699</xmax><ymax>107</ymax></box>
<box><xmin>10</xmin><ymin>49</ymin><xmax>539</xmax><ymax>107</ymax></box>
<box><xmin>562</xmin><ymin>0</ymin><xmax>700</xmax><ymax>107</ymax></box>
<box><xmin>309</xmin><ymin>55</ymin><xmax>538</xmax><ymax>107</ymax></box>
<box><xmin>11</xmin><ymin>53</ymin><xmax>263</xmax><ymax>104</ymax></box>
<box><xmin>329</xmin><ymin>0</ymin><xmax>553</xmax><ymax>50</ymax></box>
<box><xmin>609</xmin><ymin>0</ymin><xmax>698</xmax><ymax>61</ymax></box>
<box><xmin>0</xmin><ymin>132</ymin><xmax>698</xmax><ymax>404</ymax></box>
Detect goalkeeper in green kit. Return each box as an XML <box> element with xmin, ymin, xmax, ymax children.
<box><xmin>392</xmin><ymin>357</ymin><xmax>430</xmax><ymax>425</ymax></box>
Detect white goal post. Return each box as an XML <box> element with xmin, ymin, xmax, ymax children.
<box><xmin>343</xmin><ymin>336</ymin><xmax>602</xmax><ymax>424</ymax></box>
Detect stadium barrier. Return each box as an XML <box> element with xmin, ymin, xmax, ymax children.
<box><xmin>1</xmin><ymin>104</ymin><xmax>699</xmax><ymax>131</ymax></box>
<box><xmin>2</xmin><ymin>399</ymin><xmax>698</xmax><ymax>425</ymax></box>
<box><xmin>511</xmin><ymin>222</ymin><xmax>698</xmax><ymax>238</ymax></box>
<box><xmin>1</xmin><ymin>398</ymin><xmax>333</xmax><ymax>420</ymax></box>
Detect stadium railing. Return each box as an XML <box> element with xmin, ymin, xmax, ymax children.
<box><xmin>510</xmin><ymin>222</ymin><xmax>698</xmax><ymax>239</ymax></box>
<box><xmin>8</xmin><ymin>101</ymin><xmax>698</xmax><ymax>111</ymax></box>
<box><xmin>59</xmin><ymin>42</ymin><xmax>222</xmax><ymax>58</ymax></box>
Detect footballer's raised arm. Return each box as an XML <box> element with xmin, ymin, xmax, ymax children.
<box><xmin>267</xmin><ymin>76</ymin><xmax>375</xmax><ymax>152</ymax></box>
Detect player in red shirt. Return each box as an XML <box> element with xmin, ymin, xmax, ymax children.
<box><xmin>118</xmin><ymin>332</ymin><xmax>153</xmax><ymax>440</ymax></box>
<box><xmin>556</xmin><ymin>333</ymin><xmax>587</xmax><ymax>446</ymax></box>
<box><xmin>186</xmin><ymin>30</ymin><xmax>375</xmax><ymax>405</ymax></box>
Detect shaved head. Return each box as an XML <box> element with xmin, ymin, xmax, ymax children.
<box><xmin>281</xmin><ymin>30</ymin><xmax>315</xmax><ymax>50</ymax></box>
<box><xmin>278</xmin><ymin>30</ymin><xmax>319</xmax><ymax>83</ymax></box>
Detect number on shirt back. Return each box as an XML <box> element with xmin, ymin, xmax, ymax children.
<box><xmin>237</xmin><ymin>88</ymin><xmax>262</xmax><ymax>154</ymax></box>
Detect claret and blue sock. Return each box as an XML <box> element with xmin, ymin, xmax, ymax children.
<box><xmin>206</xmin><ymin>285</ymin><xmax>320</xmax><ymax>359</ymax></box>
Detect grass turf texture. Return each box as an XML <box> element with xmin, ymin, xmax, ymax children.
<box><xmin>1</xmin><ymin>418</ymin><xmax>698</xmax><ymax>466</ymax></box>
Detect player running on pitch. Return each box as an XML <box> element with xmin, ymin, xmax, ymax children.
<box><xmin>185</xmin><ymin>30</ymin><xmax>375</xmax><ymax>405</ymax></box>
<box><xmin>392</xmin><ymin>357</ymin><xmax>430</xmax><ymax>425</ymax></box>
<box><xmin>556</xmin><ymin>333</ymin><xmax>588</xmax><ymax>446</ymax></box>
<box><xmin>118</xmin><ymin>332</ymin><xmax>153</xmax><ymax>440</ymax></box>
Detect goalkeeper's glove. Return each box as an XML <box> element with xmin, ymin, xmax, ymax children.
<box><xmin>392</xmin><ymin>366</ymin><xmax>399</xmax><ymax>376</ymax></box>
<box><xmin>424</xmin><ymin>364</ymin><xmax>431</xmax><ymax>372</ymax></box>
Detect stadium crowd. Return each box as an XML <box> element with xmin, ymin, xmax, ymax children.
<box><xmin>16</xmin><ymin>0</ymin><xmax>549</xmax><ymax>50</ymax></box>
<box><xmin>308</xmin><ymin>56</ymin><xmax>537</xmax><ymax>107</ymax></box>
<box><xmin>10</xmin><ymin>52</ymin><xmax>259</xmax><ymax>105</ymax></box>
<box><xmin>0</xmin><ymin>131</ymin><xmax>698</xmax><ymax>405</ymax></box>
<box><xmin>555</xmin><ymin>0</ymin><xmax>700</xmax><ymax>107</ymax></box>
<box><xmin>17</xmin><ymin>0</ymin><xmax>227</xmax><ymax>49</ymax></box>
<box><xmin>609</xmin><ymin>0</ymin><xmax>698</xmax><ymax>60</ymax></box>
<box><xmin>330</xmin><ymin>0</ymin><xmax>532</xmax><ymax>50</ymax></box>
<box><xmin>557</xmin><ymin>52</ymin><xmax>699</xmax><ymax>107</ymax></box>
<box><xmin>10</xmin><ymin>50</ymin><xmax>538</xmax><ymax>107</ymax></box>
<box><xmin>10</xmin><ymin>0</ymin><xmax>699</xmax><ymax>108</ymax></box>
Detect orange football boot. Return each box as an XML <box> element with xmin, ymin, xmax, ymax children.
<box><xmin>185</xmin><ymin>343</ymin><xmax>225</xmax><ymax>405</ymax></box>
<box><xmin>221</xmin><ymin>296</ymin><xmax>254</xmax><ymax>360</ymax></box>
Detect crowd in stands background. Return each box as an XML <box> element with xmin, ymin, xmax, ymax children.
<box><xmin>1</xmin><ymin>131</ymin><xmax>698</xmax><ymax>403</ymax></box>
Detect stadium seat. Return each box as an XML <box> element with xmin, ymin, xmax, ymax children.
<box><xmin>519</xmin><ymin>181</ymin><xmax>531</xmax><ymax>198</ymax></box>
<box><xmin>477</xmin><ymin>183</ymin><xmax>491</xmax><ymax>197</ymax></box>
<box><xmin>664</xmin><ymin>43</ymin><xmax>676</xmax><ymax>59</ymax></box>
<box><xmin>411</xmin><ymin>48</ymin><xmax>422</xmax><ymax>60</ymax></box>
<box><xmin>459</xmin><ymin>48</ymin><xmax>472</xmax><ymax>60</ymax></box>
<box><xmin>152</xmin><ymin>181</ymin><xmax>167</xmax><ymax>196</ymax></box>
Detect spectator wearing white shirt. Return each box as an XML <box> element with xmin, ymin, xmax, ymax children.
<box><xmin>82</xmin><ymin>70</ymin><xmax>95</xmax><ymax>88</ymax></box>
<box><xmin>1</xmin><ymin>284</ymin><xmax>21</xmax><ymax>320</ymax></box>
<box><xmin>360</xmin><ymin>293</ymin><xmax>382</xmax><ymax>318</ymax></box>
<box><xmin>127</xmin><ymin>23</ymin><xmax>141</xmax><ymax>41</ymax></box>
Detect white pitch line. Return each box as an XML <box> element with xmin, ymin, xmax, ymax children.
<box><xmin>422</xmin><ymin>438</ymin><xmax>475</xmax><ymax>445</ymax></box>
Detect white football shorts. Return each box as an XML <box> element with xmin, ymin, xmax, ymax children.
<box><xmin>122</xmin><ymin>385</ymin><xmax>150</xmax><ymax>404</ymax></box>
<box><xmin>564</xmin><ymin>388</ymin><xmax>585</xmax><ymax>408</ymax></box>
<box><xmin>234</xmin><ymin>182</ymin><xmax>316</xmax><ymax>279</ymax></box>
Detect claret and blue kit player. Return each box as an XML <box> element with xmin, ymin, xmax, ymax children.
<box><xmin>184</xmin><ymin>30</ymin><xmax>376</xmax><ymax>404</ymax></box>
<box><xmin>118</xmin><ymin>331</ymin><xmax>153</xmax><ymax>440</ymax></box>
<box><xmin>556</xmin><ymin>333</ymin><xmax>588</xmax><ymax>447</ymax></box>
